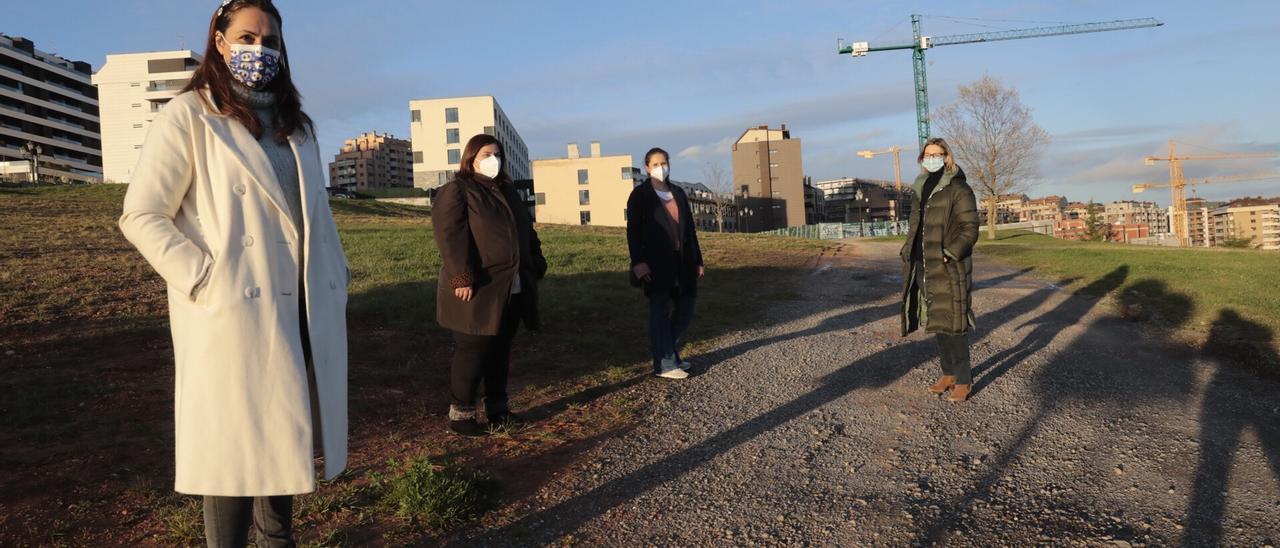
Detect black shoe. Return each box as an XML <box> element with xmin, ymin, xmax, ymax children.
<box><xmin>487</xmin><ymin>412</ymin><xmax>524</xmax><ymax>428</ymax></box>
<box><xmin>448</xmin><ymin>419</ymin><xmax>487</xmax><ymax>437</ymax></box>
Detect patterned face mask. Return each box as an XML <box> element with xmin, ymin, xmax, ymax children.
<box><xmin>222</xmin><ymin>35</ymin><xmax>282</xmax><ymax>90</ymax></box>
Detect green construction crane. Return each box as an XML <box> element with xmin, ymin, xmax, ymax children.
<box><xmin>837</xmin><ymin>15</ymin><xmax>1163</xmax><ymax>148</ymax></box>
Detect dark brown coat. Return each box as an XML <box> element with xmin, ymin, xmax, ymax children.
<box><xmin>900</xmin><ymin>167</ymin><xmax>980</xmax><ymax>336</ymax></box>
<box><xmin>626</xmin><ymin>179</ymin><xmax>704</xmax><ymax>297</ymax></box>
<box><xmin>433</xmin><ymin>174</ymin><xmax>547</xmax><ymax>336</ymax></box>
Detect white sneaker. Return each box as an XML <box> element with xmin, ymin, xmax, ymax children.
<box><xmin>656</xmin><ymin>368</ymin><xmax>689</xmax><ymax>379</ymax></box>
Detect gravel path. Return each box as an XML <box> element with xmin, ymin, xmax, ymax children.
<box><xmin>459</xmin><ymin>241</ymin><xmax>1280</xmax><ymax>547</ymax></box>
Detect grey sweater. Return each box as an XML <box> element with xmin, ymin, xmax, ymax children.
<box><xmin>233</xmin><ymin>83</ymin><xmax>303</xmax><ymax>231</ymax></box>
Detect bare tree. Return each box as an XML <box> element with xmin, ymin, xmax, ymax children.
<box><xmin>702</xmin><ymin>163</ymin><xmax>734</xmax><ymax>233</ymax></box>
<box><xmin>933</xmin><ymin>75</ymin><xmax>1050</xmax><ymax>240</ymax></box>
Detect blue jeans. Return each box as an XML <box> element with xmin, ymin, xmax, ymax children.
<box><xmin>648</xmin><ymin>288</ymin><xmax>696</xmax><ymax>373</ymax></box>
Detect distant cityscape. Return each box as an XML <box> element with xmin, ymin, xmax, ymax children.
<box><xmin>1</xmin><ymin>31</ymin><xmax>1275</xmax><ymax>251</ymax></box>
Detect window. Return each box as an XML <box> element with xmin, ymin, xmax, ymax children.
<box><xmin>580</xmin><ymin>211</ymin><xmax>591</xmax><ymax>225</ymax></box>
<box><xmin>444</xmin><ymin>107</ymin><xmax>459</xmax><ymax>123</ymax></box>
<box><xmin>411</xmin><ymin>110</ymin><xmax>421</xmax><ymax>123</ymax></box>
<box><xmin>132</xmin><ymin>123</ymin><xmax>143</xmax><ymax>128</ymax></box>
<box><xmin>534</xmin><ymin>192</ymin><xmax>546</xmax><ymax>205</ymax></box>
<box><xmin>484</xmin><ymin>125</ymin><xmax>495</xmax><ymax>136</ymax></box>
<box><xmin>621</xmin><ymin>167</ymin><xmax>632</xmax><ymax>180</ymax></box>
<box><xmin>579</xmin><ymin>190</ymin><xmax>590</xmax><ymax>205</ymax></box>
<box><xmin>446</xmin><ymin>128</ymin><xmax>460</xmax><ymax>144</ymax></box>
<box><xmin>130</xmin><ymin>82</ymin><xmax>140</xmax><ymax>87</ymax></box>
<box><xmin>447</xmin><ymin>149</ymin><xmax>460</xmax><ymax>164</ymax></box>
<box><xmin>131</xmin><ymin>103</ymin><xmax>141</xmax><ymax>108</ymax></box>
<box><xmin>577</xmin><ymin>169</ymin><xmax>589</xmax><ymax>185</ymax></box>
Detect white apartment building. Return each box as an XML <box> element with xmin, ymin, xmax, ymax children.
<box><xmin>1106</xmin><ymin>200</ymin><xmax>1170</xmax><ymax>235</ymax></box>
<box><xmin>408</xmin><ymin>96</ymin><xmax>530</xmax><ymax>189</ymax></box>
<box><xmin>532</xmin><ymin>142</ymin><xmax>636</xmax><ymax>227</ymax></box>
<box><xmin>93</xmin><ymin>50</ymin><xmax>200</xmax><ymax>184</ymax></box>
<box><xmin>0</xmin><ymin>33</ymin><xmax>102</xmax><ymax>183</ymax></box>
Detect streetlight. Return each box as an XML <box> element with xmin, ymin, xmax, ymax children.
<box><xmin>21</xmin><ymin>141</ymin><xmax>42</xmax><ymax>185</ymax></box>
<box><xmin>857</xmin><ymin>145</ymin><xmax>903</xmax><ymax>221</ymax></box>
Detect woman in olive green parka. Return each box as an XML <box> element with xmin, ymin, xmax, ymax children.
<box><xmin>900</xmin><ymin>137</ymin><xmax>980</xmax><ymax>402</ymax></box>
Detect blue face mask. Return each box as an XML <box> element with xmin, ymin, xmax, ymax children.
<box><xmin>922</xmin><ymin>157</ymin><xmax>945</xmax><ymax>173</ymax></box>
<box><xmin>222</xmin><ymin>35</ymin><xmax>282</xmax><ymax>90</ymax></box>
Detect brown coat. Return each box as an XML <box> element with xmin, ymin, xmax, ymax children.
<box><xmin>433</xmin><ymin>174</ymin><xmax>546</xmax><ymax>336</ymax></box>
<box><xmin>900</xmin><ymin>167</ymin><xmax>980</xmax><ymax>336</ymax></box>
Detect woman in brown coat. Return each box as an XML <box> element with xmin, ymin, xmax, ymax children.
<box><xmin>900</xmin><ymin>137</ymin><xmax>980</xmax><ymax>402</ymax></box>
<box><xmin>433</xmin><ymin>134</ymin><xmax>547</xmax><ymax>436</ymax></box>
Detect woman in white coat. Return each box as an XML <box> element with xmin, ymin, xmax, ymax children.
<box><xmin>118</xmin><ymin>1</ymin><xmax>349</xmax><ymax>545</ymax></box>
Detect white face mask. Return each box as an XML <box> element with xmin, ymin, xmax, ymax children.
<box><xmin>922</xmin><ymin>157</ymin><xmax>945</xmax><ymax>173</ymax></box>
<box><xmin>477</xmin><ymin>155</ymin><xmax>501</xmax><ymax>179</ymax></box>
<box><xmin>650</xmin><ymin>165</ymin><xmax>668</xmax><ymax>182</ymax></box>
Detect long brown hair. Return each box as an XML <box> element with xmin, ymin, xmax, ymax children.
<box><xmin>182</xmin><ymin>0</ymin><xmax>314</xmax><ymax>144</ymax></box>
<box><xmin>456</xmin><ymin>134</ymin><xmax>510</xmax><ymax>183</ymax></box>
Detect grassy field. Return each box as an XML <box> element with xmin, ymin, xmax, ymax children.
<box><xmin>0</xmin><ymin>185</ymin><xmax>826</xmax><ymax>545</ymax></box>
<box><xmin>974</xmin><ymin>231</ymin><xmax>1280</xmax><ymax>337</ymax></box>
<box><xmin>840</xmin><ymin>229</ymin><xmax>1279</xmax><ymax>338</ymax></box>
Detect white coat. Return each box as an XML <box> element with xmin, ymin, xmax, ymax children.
<box><xmin>119</xmin><ymin>90</ymin><xmax>349</xmax><ymax>496</ymax></box>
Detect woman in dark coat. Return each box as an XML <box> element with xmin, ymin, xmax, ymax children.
<box><xmin>627</xmin><ymin>148</ymin><xmax>705</xmax><ymax>379</ymax></box>
<box><xmin>433</xmin><ymin>134</ymin><xmax>547</xmax><ymax>436</ymax></box>
<box><xmin>900</xmin><ymin>137</ymin><xmax>980</xmax><ymax>402</ymax></box>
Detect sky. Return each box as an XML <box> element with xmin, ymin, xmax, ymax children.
<box><xmin>5</xmin><ymin>0</ymin><xmax>1280</xmax><ymax>206</ymax></box>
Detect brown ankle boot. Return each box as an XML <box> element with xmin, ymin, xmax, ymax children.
<box><xmin>928</xmin><ymin>375</ymin><xmax>956</xmax><ymax>394</ymax></box>
<box><xmin>946</xmin><ymin>384</ymin><xmax>972</xmax><ymax>402</ymax></box>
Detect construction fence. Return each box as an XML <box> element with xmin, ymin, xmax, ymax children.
<box><xmin>762</xmin><ymin>221</ymin><xmax>910</xmax><ymax>240</ymax></box>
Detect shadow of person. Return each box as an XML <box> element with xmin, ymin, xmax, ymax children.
<box><xmin>452</xmin><ymin>274</ymin><xmax>1064</xmax><ymax>547</ymax></box>
<box><xmin>1184</xmin><ymin>309</ymin><xmax>1280</xmax><ymax>547</ymax></box>
<box><xmin>970</xmin><ymin>265</ymin><xmax>1131</xmax><ymax>397</ymax></box>
<box><xmin>918</xmin><ymin>270</ymin><xmax>1203</xmax><ymax>545</ymax></box>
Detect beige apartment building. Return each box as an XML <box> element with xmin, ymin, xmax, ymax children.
<box><xmin>408</xmin><ymin>96</ymin><xmax>530</xmax><ymax>190</ymax></box>
<box><xmin>532</xmin><ymin>142</ymin><xmax>637</xmax><ymax>227</ymax></box>
<box><xmin>1022</xmin><ymin>196</ymin><xmax>1067</xmax><ymax>222</ymax></box>
<box><xmin>328</xmin><ymin>131</ymin><xmax>413</xmax><ymax>191</ymax></box>
<box><xmin>732</xmin><ymin>124</ymin><xmax>804</xmax><ymax>231</ymax></box>
<box><xmin>1211</xmin><ymin>198</ymin><xmax>1280</xmax><ymax>250</ymax></box>
<box><xmin>1183</xmin><ymin>198</ymin><xmax>1225</xmax><ymax>247</ymax></box>
<box><xmin>1106</xmin><ymin>200</ymin><xmax>1169</xmax><ymax>235</ymax></box>
<box><xmin>0</xmin><ymin>33</ymin><xmax>102</xmax><ymax>183</ymax></box>
<box><xmin>92</xmin><ymin>50</ymin><xmax>200</xmax><ymax>184</ymax></box>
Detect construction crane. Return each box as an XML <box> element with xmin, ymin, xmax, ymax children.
<box><xmin>837</xmin><ymin>15</ymin><xmax>1163</xmax><ymax>147</ymax></box>
<box><xmin>1132</xmin><ymin>172</ymin><xmax>1280</xmax><ymax>194</ymax></box>
<box><xmin>1142</xmin><ymin>140</ymin><xmax>1279</xmax><ymax>247</ymax></box>
<box><xmin>856</xmin><ymin>146</ymin><xmax>903</xmax><ymax>220</ymax></box>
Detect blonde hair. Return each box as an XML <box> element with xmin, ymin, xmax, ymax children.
<box><xmin>917</xmin><ymin>137</ymin><xmax>957</xmax><ymax>173</ymax></box>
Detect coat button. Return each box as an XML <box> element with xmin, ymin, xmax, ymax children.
<box><xmin>234</xmin><ymin>184</ymin><xmax>247</xmax><ymax>195</ymax></box>
<box><xmin>244</xmin><ymin>287</ymin><xmax>259</xmax><ymax>298</ymax></box>
<box><xmin>242</xmin><ymin>235</ymin><xmax>254</xmax><ymax>247</ymax></box>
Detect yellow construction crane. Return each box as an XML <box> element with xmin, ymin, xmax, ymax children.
<box><xmin>1141</xmin><ymin>141</ymin><xmax>1278</xmax><ymax>246</ymax></box>
<box><xmin>856</xmin><ymin>146</ymin><xmax>904</xmax><ymax>220</ymax></box>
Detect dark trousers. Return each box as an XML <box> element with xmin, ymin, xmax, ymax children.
<box><xmin>203</xmin><ymin>495</ymin><xmax>294</xmax><ymax>548</ymax></box>
<box><xmin>936</xmin><ymin>333</ymin><xmax>972</xmax><ymax>384</ymax></box>
<box><xmin>648</xmin><ymin>287</ymin><xmax>696</xmax><ymax>373</ymax></box>
<box><xmin>914</xmin><ymin>260</ymin><xmax>972</xmax><ymax>384</ymax></box>
<box><xmin>450</xmin><ymin>294</ymin><xmax>523</xmax><ymax>417</ymax></box>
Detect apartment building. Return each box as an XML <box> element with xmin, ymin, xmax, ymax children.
<box><xmin>1106</xmin><ymin>200</ymin><xmax>1169</xmax><ymax>235</ymax></box>
<box><xmin>1211</xmin><ymin>197</ymin><xmax>1280</xmax><ymax>250</ymax></box>
<box><xmin>93</xmin><ymin>50</ymin><xmax>200</xmax><ymax>183</ymax></box>
<box><xmin>532</xmin><ymin>142</ymin><xmax>635</xmax><ymax>227</ymax></box>
<box><xmin>732</xmin><ymin>124</ymin><xmax>804</xmax><ymax>231</ymax></box>
<box><xmin>0</xmin><ymin>33</ymin><xmax>102</xmax><ymax>183</ymax></box>
<box><xmin>408</xmin><ymin>96</ymin><xmax>530</xmax><ymax>190</ymax></box>
<box><xmin>328</xmin><ymin>131</ymin><xmax>413</xmax><ymax>191</ymax></box>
